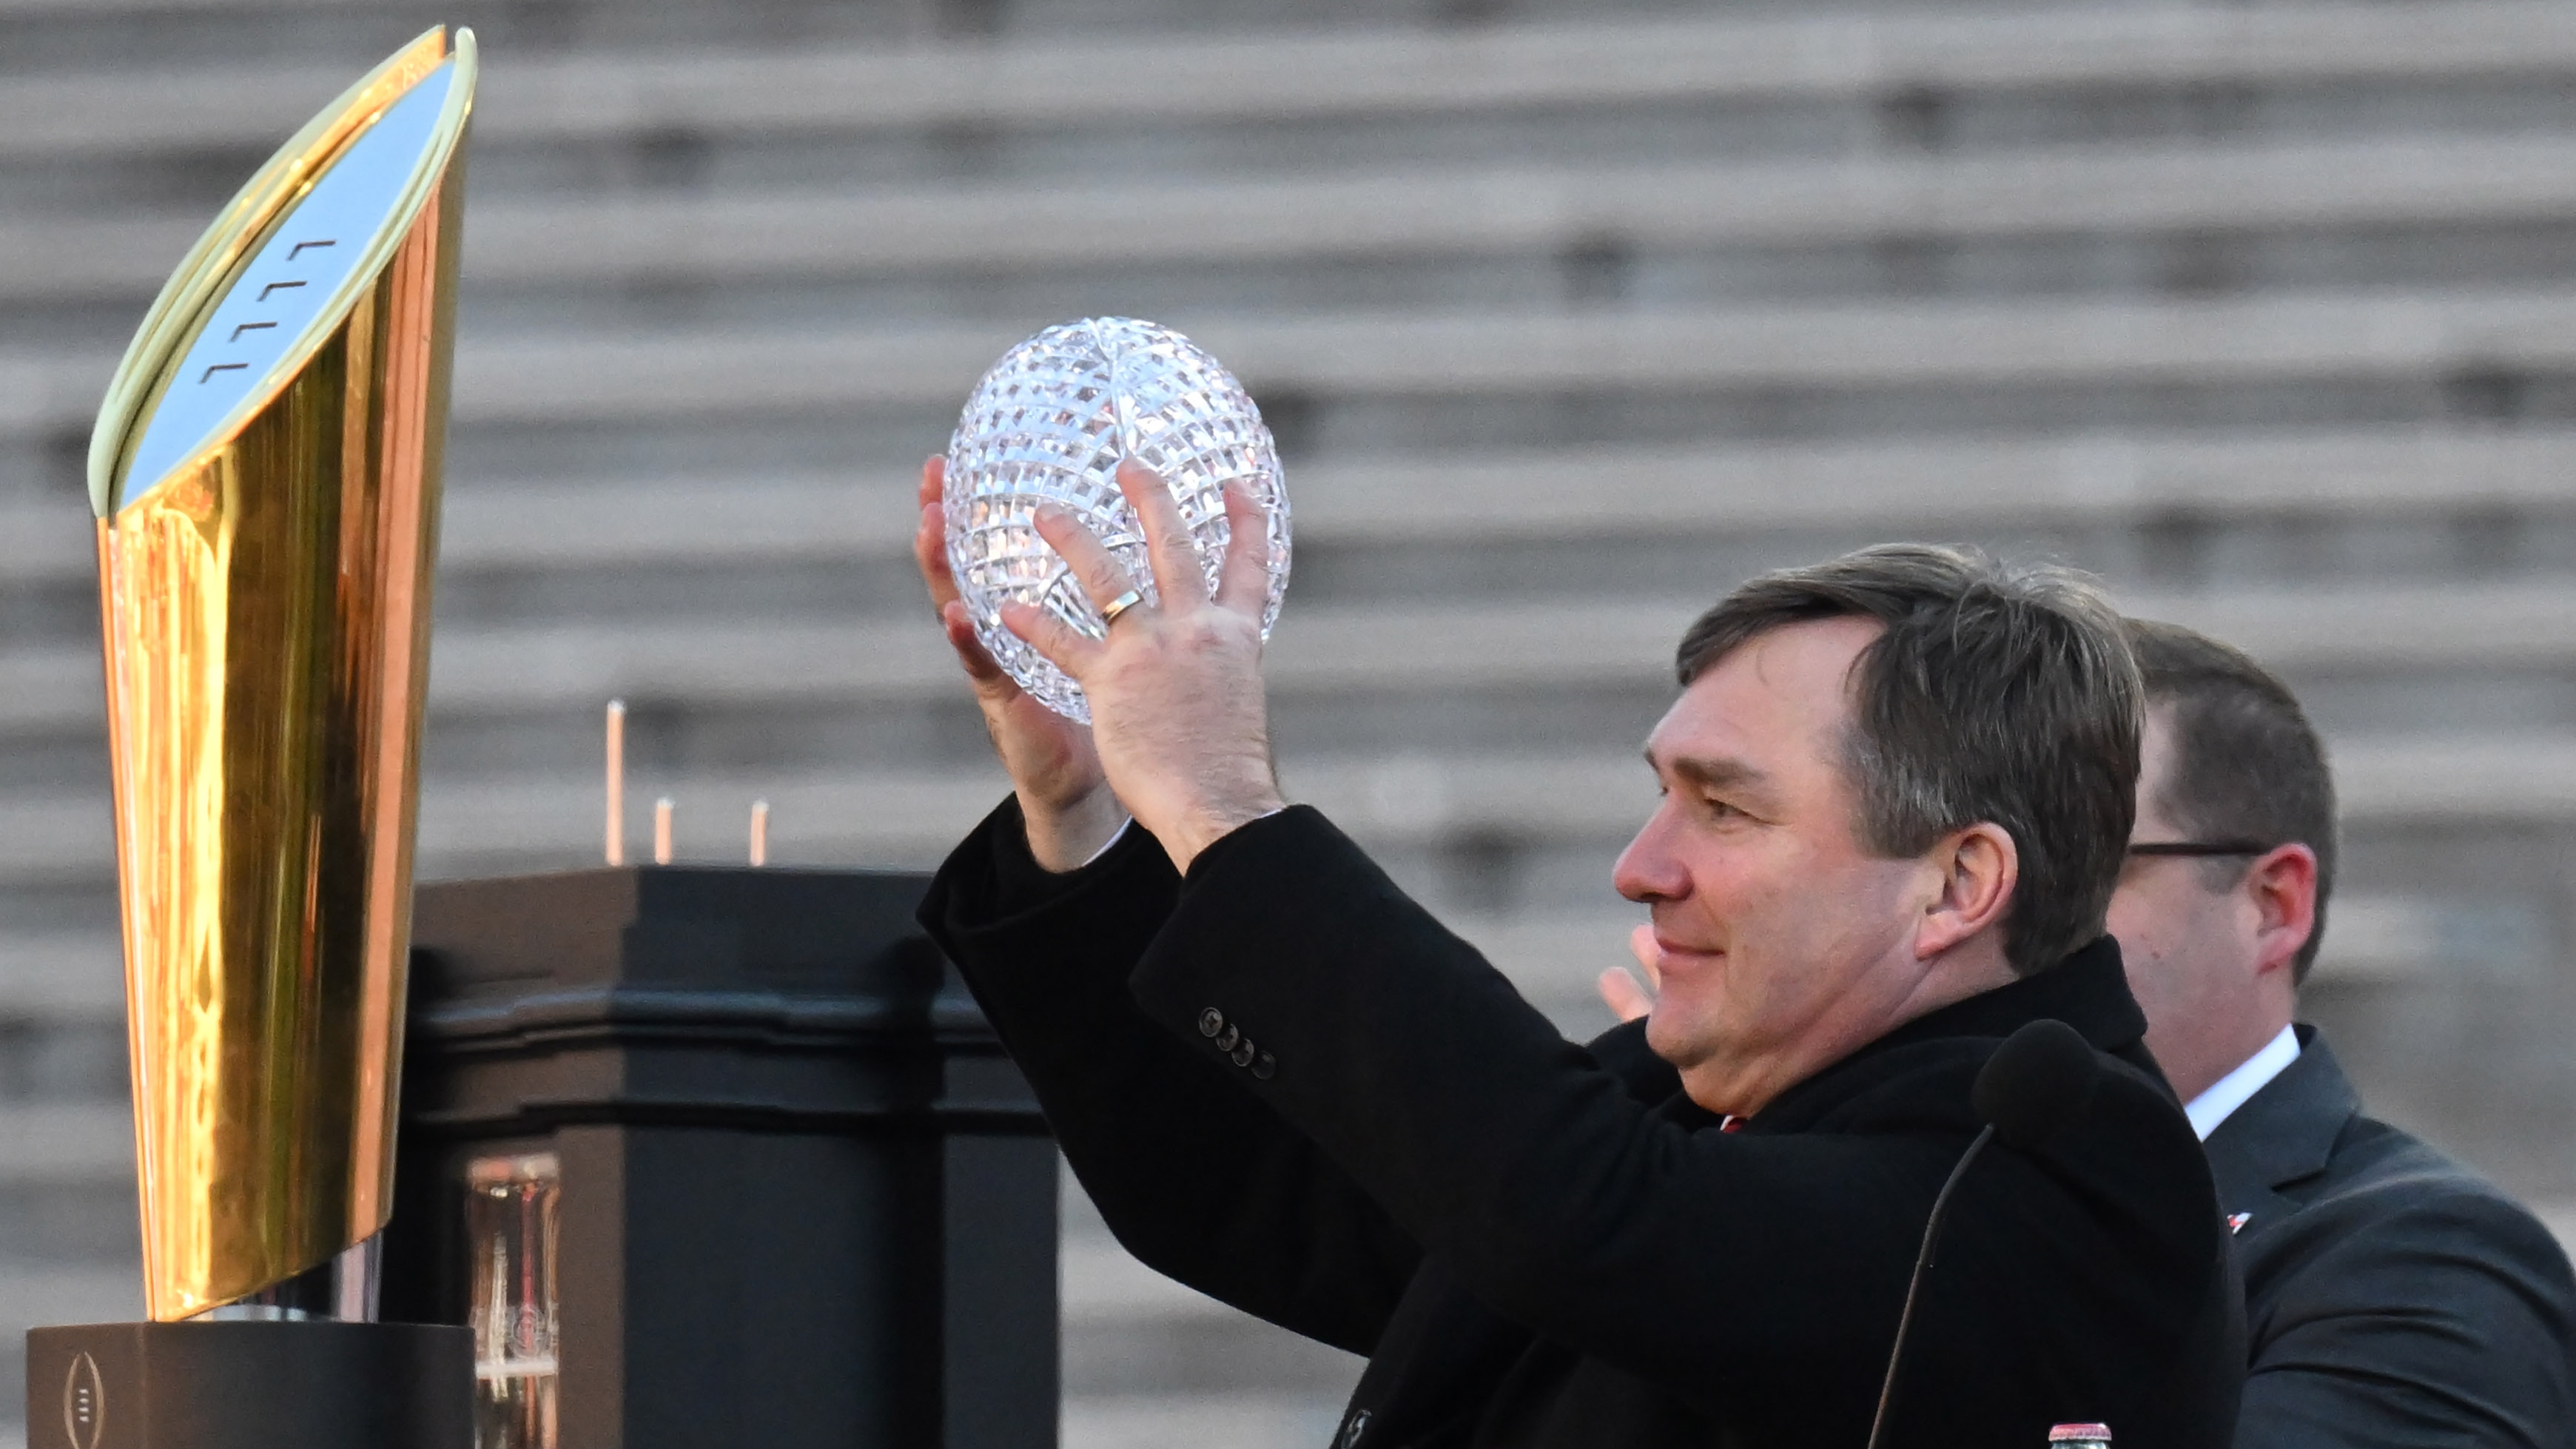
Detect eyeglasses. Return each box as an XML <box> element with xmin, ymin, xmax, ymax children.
<box><xmin>2125</xmin><ymin>841</ymin><xmax>2278</xmax><ymax>858</ymax></box>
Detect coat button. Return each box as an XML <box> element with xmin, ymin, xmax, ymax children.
<box><xmin>1252</xmin><ymin>1052</ymin><xmax>1277</xmax><ymax>1080</ymax></box>
<box><xmin>1197</xmin><ymin>1009</ymin><xmax>1224</xmax><ymax>1038</ymax></box>
<box><xmin>1215</xmin><ymin>1023</ymin><xmax>1240</xmax><ymax>1052</ymax></box>
<box><xmin>1231</xmin><ymin>1040</ymin><xmax>1257</xmax><ymax>1067</ymax></box>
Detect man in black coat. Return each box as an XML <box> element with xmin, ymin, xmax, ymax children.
<box><xmin>2107</xmin><ymin>621</ymin><xmax>2576</xmax><ymax>1446</ymax></box>
<box><xmin>908</xmin><ymin>458</ymin><xmax>2242</xmax><ymax>1447</ymax></box>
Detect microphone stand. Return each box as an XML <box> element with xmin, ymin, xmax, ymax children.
<box><xmin>1863</xmin><ymin>1122</ymin><xmax>1996</xmax><ymax>1449</ymax></box>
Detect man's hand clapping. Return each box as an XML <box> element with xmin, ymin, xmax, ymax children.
<box><xmin>1598</xmin><ymin>922</ymin><xmax>1663</xmax><ymax>1024</ymax></box>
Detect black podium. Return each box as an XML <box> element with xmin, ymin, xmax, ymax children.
<box><xmin>384</xmin><ymin>865</ymin><xmax>1058</xmax><ymax>1449</ymax></box>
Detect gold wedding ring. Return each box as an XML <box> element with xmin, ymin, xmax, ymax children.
<box><xmin>1100</xmin><ymin>588</ymin><xmax>1146</xmax><ymax>625</ymax></box>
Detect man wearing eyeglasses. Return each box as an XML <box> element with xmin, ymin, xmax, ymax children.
<box><xmin>2108</xmin><ymin>619</ymin><xmax>2576</xmax><ymax>1447</ymax></box>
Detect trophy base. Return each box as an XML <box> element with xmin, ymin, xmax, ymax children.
<box><xmin>26</xmin><ymin>1320</ymin><xmax>471</xmax><ymax>1449</ymax></box>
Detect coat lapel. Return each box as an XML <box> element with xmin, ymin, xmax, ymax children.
<box><xmin>2200</xmin><ymin>1026</ymin><xmax>2361</xmax><ymax>1234</ymax></box>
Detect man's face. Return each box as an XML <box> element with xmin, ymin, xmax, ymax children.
<box><xmin>2105</xmin><ymin>705</ymin><xmax>2300</xmax><ymax>1101</ymax></box>
<box><xmin>1612</xmin><ymin>617</ymin><xmax>1958</xmax><ymax>1115</ymax></box>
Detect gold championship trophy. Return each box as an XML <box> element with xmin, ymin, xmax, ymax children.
<box><xmin>26</xmin><ymin>29</ymin><xmax>477</xmax><ymax>1449</ymax></box>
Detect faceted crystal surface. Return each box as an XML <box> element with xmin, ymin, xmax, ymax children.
<box><xmin>944</xmin><ymin>317</ymin><xmax>1291</xmax><ymax>721</ymax></box>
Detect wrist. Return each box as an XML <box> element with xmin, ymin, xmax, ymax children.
<box><xmin>1164</xmin><ymin>790</ymin><xmax>1288</xmax><ymax>875</ymax></box>
<box><xmin>1023</xmin><ymin>788</ymin><xmax>1129</xmax><ymax>873</ymax></box>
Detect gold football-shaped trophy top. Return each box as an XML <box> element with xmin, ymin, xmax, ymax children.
<box><xmin>90</xmin><ymin>27</ymin><xmax>475</xmax><ymax>1320</ymax></box>
<box><xmin>91</xmin><ymin>27</ymin><xmax>473</xmax><ymax>516</ymax></box>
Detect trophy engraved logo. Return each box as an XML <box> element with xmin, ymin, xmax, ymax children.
<box><xmin>60</xmin><ymin>1351</ymin><xmax>102</xmax><ymax>1449</ymax></box>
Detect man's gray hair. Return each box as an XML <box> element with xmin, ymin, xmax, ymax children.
<box><xmin>1675</xmin><ymin>545</ymin><xmax>2142</xmax><ymax>976</ymax></box>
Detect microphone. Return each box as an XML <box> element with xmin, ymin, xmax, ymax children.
<box><xmin>1973</xmin><ymin>1017</ymin><xmax>2102</xmax><ymax>1152</ymax></box>
<box><xmin>1863</xmin><ymin>1020</ymin><xmax>2102</xmax><ymax>1449</ymax></box>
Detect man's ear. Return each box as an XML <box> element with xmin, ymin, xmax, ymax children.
<box><xmin>2244</xmin><ymin>843</ymin><xmax>2319</xmax><ymax>980</ymax></box>
<box><xmin>1916</xmin><ymin>822</ymin><xmax>2018</xmax><ymax>961</ymax></box>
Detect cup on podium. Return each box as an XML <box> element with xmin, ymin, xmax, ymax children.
<box><xmin>27</xmin><ymin>28</ymin><xmax>479</xmax><ymax>1449</ymax></box>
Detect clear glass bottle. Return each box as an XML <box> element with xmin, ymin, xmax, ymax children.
<box><xmin>466</xmin><ymin>1152</ymin><xmax>562</xmax><ymax>1449</ymax></box>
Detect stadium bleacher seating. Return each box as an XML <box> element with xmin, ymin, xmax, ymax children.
<box><xmin>11</xmin><ymin>0</ymin><xmax>2576</xmax><ymax>1440</ymax></box>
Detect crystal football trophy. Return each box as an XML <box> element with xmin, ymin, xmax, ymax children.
<box><xmin>943</xmin><ymin>317</ymin><xmax>1292</xmax><ymax>721</ymax></box>
<box><xmin>25</xmin><ymin>28</ymin><xmax>477</xmax><ymax>1449</ymax></box>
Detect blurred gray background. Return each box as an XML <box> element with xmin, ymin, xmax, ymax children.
<box><xmin>11</xmin><ymin>0</ymin><xmax>2576</xmax><ymax>1443</ymax></box>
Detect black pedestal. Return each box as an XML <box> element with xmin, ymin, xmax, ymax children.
<box><xmin>386</xmin><ymin>866</ymin><xmax>1057</xmax><ymax>1449</ymax></box>
<box><xmin>25</xmin><ymin>1320</ymin><xmax>471</xmax><ymax>1449</ymax></box>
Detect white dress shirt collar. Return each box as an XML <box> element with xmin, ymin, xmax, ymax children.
<box><xmin>2183</xmin><ymin>1023</ymin><xmax>2301</xmax><ymax>1141</ymax></box>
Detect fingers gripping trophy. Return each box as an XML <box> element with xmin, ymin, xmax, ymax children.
<box><xmin>27</xmin><ymin>30</ymin><xmax>478</xmax><ymax>1449</ymax></box>
<box><xmin>925</xmin><ymin>319</ymin><xmax>1294</xmax><ymax>873</ymax></box>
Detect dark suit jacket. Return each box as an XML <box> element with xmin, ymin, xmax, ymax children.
<box><xmin>921</xmin><ymin>801</ymin><xmax>2243</xmax><ymax>1448</ymax></box>
<box><xmin>2207</xmin><ymin>1027</ymin><xmax>2576</xmax><ymax>1447</ymax></box>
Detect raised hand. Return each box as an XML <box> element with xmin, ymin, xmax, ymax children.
<box><xmin>1001</xmin><ymin>459</ymin><xmax>1285</xmax><ymax>875</ymax></box>
<box><xmin>1598</xmin><ymin>923</ymin><xmax>1663</xmax><ymax>1023</ymax></box>
<box><xmin>913</xmin><ymin>456</ymin><xmax>1126</xmax><ymax>870</ymax></box>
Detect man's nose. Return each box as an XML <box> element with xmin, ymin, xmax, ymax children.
<box><xmin>1612</xmin><ymin>804</ymin><xmax>1686</xmax><ymax>904</ymax></box>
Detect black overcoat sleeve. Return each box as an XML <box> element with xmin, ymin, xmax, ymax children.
<box><xmin>918</xmin><ymin>799</ymin><xmax>1425</xmax><ymax>1355</ymax></box>
<box><xmin>2239</xmin><ymin>1183</ymin><xmax>2576</xmax><ymax>1448</ymax></box>
<box><xmin>935</xmin><ymin>801</ymin><xmax>2225</xmax><ymax>1436</ymax></box>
